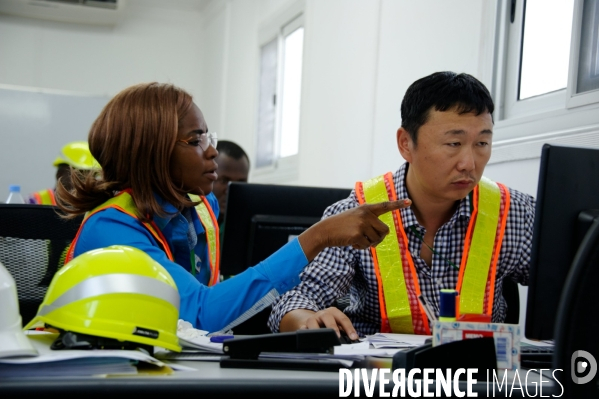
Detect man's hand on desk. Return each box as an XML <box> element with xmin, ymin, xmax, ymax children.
<box><xmin>279</xmin><ymin>307</ymin><xmax>360</xmax><ymax>341</ymax></box>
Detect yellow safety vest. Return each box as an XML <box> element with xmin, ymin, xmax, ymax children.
<box><xmin>355</xmin><ymin>172</ymin><xmax>510</xmax><ymax>334</ymax></box>
<box><xmin>189</xmin><ymin>194</ymin><xmax>221</xmax><ymax>286</ymax></box>
<box><xmin>66</xmin><ymin>190</ymin><xmax>220</xmax><ymax>286</ymax></box>
<box><xmin>31</xmin><ymin>189</ymin><xmax>56</xmax><ymax>205</ymax></box>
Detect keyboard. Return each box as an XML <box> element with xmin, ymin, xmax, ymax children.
<box><xmin>520</xmin><ymin>345</ymin><xmax>554</xmax><ymax>369</ymax></box>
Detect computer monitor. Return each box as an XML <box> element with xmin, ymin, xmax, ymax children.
<box><xmin>220</xmin><ymin>182</ymin><xmax>352</xmax><ymax>276</ymax></box>
<box><xmin>525</xmin><ymin>144</ymin><xmax>599</xmax><ymax>341</ymax></box>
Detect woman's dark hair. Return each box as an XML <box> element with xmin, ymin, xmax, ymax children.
<box><xmin>56</xmin><ymin>82</ymin><xmax>196</xmax><ymax>221</ymax></box>
<box><xmin>400</xmin><ymin>71</ymin><xmax>494</xmax><ymax>145</ymax></box>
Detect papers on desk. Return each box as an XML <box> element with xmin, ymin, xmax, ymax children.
<box><xmin>330</xmin><ymin>334</ymin><xmax>430</xmax><ymax>358</ymax></box>
<box><xmin>259</xmin><ymin>352</ymin><xmax>358</xmax><ymax>368</ymax></box>
<box><xmin>333</xmin><ymin>340</ymin><xmax>400</xmax><ymax>358</ymax></box>
<box><xmin>0</xmin><ymin>333</ymin><xmax>175</xmax><ymax>377</ymax></box>
<box><xmin>155</xmin><ymin>350</ymin><xmax>223</xmax><ymax>362</ymax></box>
<box><xmin>366</xmin><ymin>333</ymin><xmax>431</xmax><ymax>349</ymax></box>
<box><xmin>176</xmin><ymin>319</ymin><xmax>223</xmax><ymax>354</ymax></box>
<box><xmin>177</xmin><ymin>335</ymin><xmax>224</xmax><ymax>354</ymax></box>
<box><xmin>0</xmin><ymin>357</ymin><xmax>137</xmax><ymax>377</ymax></box>
<box><xmin>154</xmin><ymin>320</ymin><xmax>225</xmax><ymax>361</ymax></box>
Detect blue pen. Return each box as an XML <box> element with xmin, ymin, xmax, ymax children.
<box><xmin>209</xmin><ymin>335</ymin><xmax>235</xmax><ymax>343</ymax></box>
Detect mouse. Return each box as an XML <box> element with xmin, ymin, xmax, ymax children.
<box><xmin>338</xmin><ymin>330</ymin><xmax>360</xmax><ymax>345</ymax></box>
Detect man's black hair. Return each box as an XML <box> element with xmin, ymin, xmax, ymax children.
<box><xmin>400</xmin><ymin>71</ymin><xmax>494</xmax><ymax>144</ymax></box>
<box><xmin>216</xmin><ymin>140</ymin><xmax>250</xmax><ymax>167</ymax></box>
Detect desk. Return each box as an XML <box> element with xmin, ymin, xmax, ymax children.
<box><xmin>0</xmin><ymin>358</ymin><xmax>562</xmax><ymax>398</ymax></box>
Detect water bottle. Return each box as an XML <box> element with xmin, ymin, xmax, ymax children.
<box><xmin>6</xmin><ymin>185</ymin><xmax>25</xmax><ymax>204</ymax></box>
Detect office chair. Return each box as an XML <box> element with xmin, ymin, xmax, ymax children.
<box><xmin>0</xmin><ymin>204</ymin><xmax>82</xmax><ymax>326</ymax></box>
<box><xmin>502</xmin><ymin>277</ymin><xmax>520</xmax><ymax>324</ymax></box>
<box><xmin>553</xmin><ymin>218</ymin><xmax>599</xmax><ymax>398</ymax></box>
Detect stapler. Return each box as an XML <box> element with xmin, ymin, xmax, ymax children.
<box><xmin>222</xmin><ymin>328</ymin><xmax>341</xmax><ymax>360</ymax></box>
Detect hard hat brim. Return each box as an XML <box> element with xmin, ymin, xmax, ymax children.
<box><xmin>24</xmin><ymin>306</ymin><xmax>182</xmax><ymax>353</ymax></box>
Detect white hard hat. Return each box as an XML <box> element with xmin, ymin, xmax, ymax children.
<box><xmin>0</xmin><ymin>261</ymin><xmax>37</xmax><ymax>358</ymax></box>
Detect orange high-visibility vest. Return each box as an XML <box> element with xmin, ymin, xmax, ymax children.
<box><xmin>65</xmin><ymin>190</ymin><xmax>220</xmax><ymax>286</ymax></box>
<box><xmin>31</xmin><ymin>189</ymin><xmax>56</xmax><ymax>205</ymax></box>
<box><xmin>355</xmin><ymin>173</ymin><xmax>510</xmax><ymax>334</ymax></box>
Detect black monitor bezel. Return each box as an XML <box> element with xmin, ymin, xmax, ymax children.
<box><xmin>525</xmin><ymin>143</ymin><xmax>599</xmax><ymax>340</ymax></box>
<box><xmin>220</xmin><ymin>182</ymin><xmax>352</xmax><ymax>276</ymax></box>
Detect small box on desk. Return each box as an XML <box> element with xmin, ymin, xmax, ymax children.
<box><xmin>432</xmin><ymin>321</ymin><xmax>521</xmax><ymax>370</ymax></box>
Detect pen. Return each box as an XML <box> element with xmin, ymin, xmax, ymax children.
<box><xmin>209</xmin><ymin>335</ymin><xmax>235</xmax><ymax>343</ymax></box>
<box><xmin>418</xmin><ymin>294</ymin><xmax>437</xmax><ymax>323</ymax></box>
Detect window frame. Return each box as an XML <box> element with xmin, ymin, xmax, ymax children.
<box><xmin>252</xmin><ymin>0</ymin><xmax>305</xmax><ymax>183</ymax></box>
<box><xmin>500</xmin><ymin>0</ymin><xmax>571</xmax><ymax>121</ymax></box>
<box><xmin>491</xmin><ymin>0</ymin><xmax>599</xmax><ymax>163</ymax></box>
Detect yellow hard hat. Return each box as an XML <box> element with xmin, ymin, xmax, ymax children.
<box><xmin>24</xmin><ymin>245</ymin><xmax>181</xmax><ymax>352</ymax></box>
<box><xmin>53</xmin><ymin>141</ymin><xmax>100</xmax><ymax>170</ymax></box>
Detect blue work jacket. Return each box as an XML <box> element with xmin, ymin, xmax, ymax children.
<box><xmin>73</xmin><ymin>192</ymin><xmax>308</xmax><ymax>333</ymax></box>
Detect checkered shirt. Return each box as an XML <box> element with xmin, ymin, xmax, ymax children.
<box><xmin>268</xmin><ymin>163</ymin><xmax>536</xmax><ymax>336</ymax></box>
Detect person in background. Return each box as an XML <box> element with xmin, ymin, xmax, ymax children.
<box><xmin>29</xmin><ymin>141</ymin><xmax>99</xmax><ymax>205</ymax></box>
<box><xmin>55</xmin><ymin>82</ymin><xmax>412</xmax><ymax>334</ymax></box>
<box><xmin>213</xmin><ymin>140</ymin><xmax>250</xmax><ymax>232</ymax></box>
<box><xmin>269</xmin><ymin>71</ymin><xmax>536</xmax><ymax>340</ymax></box>
<box><xmin>187</xmin><ymin>140</ymin><xmax>250</xmax><ymax>282</ymax></box>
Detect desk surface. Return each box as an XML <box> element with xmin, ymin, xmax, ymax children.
<box><xmin>0</xmin><ymin>358</ymin><xmax>562</xmax><ymax>398</ymax></box>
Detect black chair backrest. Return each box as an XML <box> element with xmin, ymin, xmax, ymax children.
<box><xmin>502</xmin><ymin>277</ymin><xmax>520</xmax><ymax>325</ymax></box>
<box><xmin>0</xmin><ymin>204</ymin><xmax>82</xmax><ymax>326</ymax></box>
<box><xmin>553</xmin><ymin>218</ymin><xmax>599</xmax><ymax>397</ymax></box>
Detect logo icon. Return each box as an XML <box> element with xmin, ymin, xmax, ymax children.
<box><xmin>571</xmin><ymin>350</ymin><xmax>597</xmax><ymax>384</ymax></box>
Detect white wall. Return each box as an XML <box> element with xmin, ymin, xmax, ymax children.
<box><xmin>0</xmin><ymin>0</ymin><xmax>207</xmax><ymax>196</ymax></box>
<box><xmin>0</xmin><ymin>1</ymin><xmax>205</xmax><ymax>96</ymax></box>
<box><xmin>1</xmin><ymin>0</ymin><xmax>538</xmax><ymax>193</ymax></box>
<box><xmin>370</xmin><ymin>0</ymin><xmax>489</xmax><ymax>179</ymax></box>
<box><xmin>200</xmin><ymin>0</ymin><xmax>515</xmax><ymax>189</ymax></box>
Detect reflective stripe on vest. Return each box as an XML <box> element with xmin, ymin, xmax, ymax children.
<box><xmin>33</xmin><ymin>189</ymin><xmax>56</xmax><ymax>205</ymax></box>
<box><xmin>356</xmin><ymin>172</ymin><xmax>430</xmax><ymax>335</ymax></box>
<box><xmin>457</xmin><ymin>177</ymin><xmax>510</xmax><ymax>316</ymax></box>
<box><xmin>189</xmin><ymin>194</ymin><xmax>220</xmax><ymax>286</ymax></box>
<box><xmin>355</xmin><ymin>173</ymin><xmax>510</xmax><ymax>334</ymax></box>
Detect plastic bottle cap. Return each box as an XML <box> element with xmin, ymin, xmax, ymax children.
<box><xmin>8</xmin><ymin>185</ymin><xmax>20</xmax><ymax>192</ymax></box>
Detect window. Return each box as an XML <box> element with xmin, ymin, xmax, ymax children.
<box><xmin>279</xmin><ymin>25</ymin><xmax>304</xmax><ymax>159</ymax></box>
<box><xmin>567</xmin><ymin>0</ymin><xmax>599</xmax><ymax>107</ymax></box>
<box><xmin>501</xmin><ymin>0</ymin><xmax>575</xmax><ymax>120</ymax></box>
<box><xmin>255</xmin><ymin>7</ymin><xmax>304</xmax><ymax>179</ymax></box>
<box><xmin>519</xmin><ymin>0</ymin><xmax>573</xmax><ymax>100</ymax></box>
<box><xmin>491</xmin><ymin>0</ymin><xmax>599</xmax><ymax>163</ymax></box>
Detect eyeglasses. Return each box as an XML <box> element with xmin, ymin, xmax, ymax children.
<box><xmin>177</xmin><ymin>132</ymin><xmax>218</xmax><ymax>151</ymax></box>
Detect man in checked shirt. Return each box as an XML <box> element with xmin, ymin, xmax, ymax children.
<box><xmin>268</xmin><ymin>71</ymin><xmax>536</xmax><ymax>339</ymax></box>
